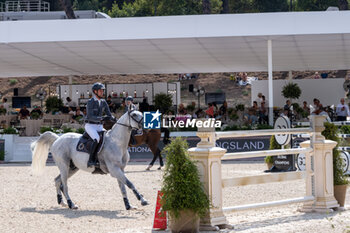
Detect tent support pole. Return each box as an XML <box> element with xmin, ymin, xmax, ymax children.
<box><xmin>268</xmin><ymin>40</ymin><xmax>274</xmax><ymax>126</ymax></box>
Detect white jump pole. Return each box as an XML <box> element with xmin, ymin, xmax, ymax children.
<box><xmin>268</xmin><ymin>40</ymin><xmax>273</xmax><ymax>126</ymax></box>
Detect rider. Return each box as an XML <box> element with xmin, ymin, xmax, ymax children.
<box><xmin>85</xmin><ymin>82</ymin><xmax>114</xmax><ymax>167</ymax></box>
<box><xmin>124</xmin><ymin>96</ymin><xmax>136</xmax><ymax>113</ymax></box>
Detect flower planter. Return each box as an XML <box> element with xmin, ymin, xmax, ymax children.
<box><xmin>334</xmin><ymin>185</ymin><xmax>347</xmax><ymax>207</ymax></box>
<box><xmin>169</xmin><ymin>210</ymin><xmax>199</xmax><ymax>233</ymax></box>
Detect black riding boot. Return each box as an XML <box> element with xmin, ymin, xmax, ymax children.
<box><xmin>87</xmin><ymin>139</ymin><xmax>99</xmax><ymax>168</ymax></box>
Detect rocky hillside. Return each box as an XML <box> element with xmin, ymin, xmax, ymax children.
<box><xmin>2</xmin><ymin>70</ymin><xmax>348</xmax><ymax>108</ymax></box>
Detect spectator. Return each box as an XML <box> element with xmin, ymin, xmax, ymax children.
<box><xmin>261</xmin><ymin>95</ymin><xmax>268</xmax><ymax>106</ymax></box>
<box><xmin>178</xmin><ymin>103</ymin><xmax>186</xmax><ymax>115</ymax></box>
<box><xmin>212</xmin><ymin>102</ymin><xmax>218</xmax><ymax>117</ymax></box>
<box><xmin>314</xmin><ymin>72</ymin><xmax>321</xmax><ymax>79</ymax></box>
<box><xmin>19</xmin><ymin>105</ymin><xmax>30</xmax><ymax>119</ymax></box>
<box><xmin>67</xmin><ymin>107</ymin><xmax>75</xmax><ymax>116</ymax></box>
<box><xmin>139</xmin><ymin>98</ymin><xmax>150</xmax><ymax>113</ymax></box>
<box><xmin>205</xmin><ymin>103</ymin><xmax>214</xmax><ymax>118</ymax></box>
<box><xmin>65</xmin><ymin>97</ymin><xmax>77</xmax><ymax>108</ymax></box>
<box><xmin>30</xmin><ymin>105</ymin><xmax>43</xmax><ymax>119</ymax></box>
<box><xmin>318</xmin><ymin>104</ymin><xmax>331</xmax><ymax>122</ymax></box>
<box><xmin>284</xmin><ymin>100</ymin><xmax>292</xmax><ymax>117</ymax></box>
<box><xmin>255</xmin><ymin>93</ymin><xmax>263</xmax><ymax>106</ymax></box>
<box><xmin>106</xmin><ymin>95</ymin><xmax>116</xmax><ymax>113</ymax></box>
<box><xmin>336</xmin><ymin>98</ymin><xmax>350</xmax><ymax>121</ymax></box>
<box><xmin>303</xmin><ymin>101</ymin><xmax>310</xmax><ymax>114</ymax></box>
<box><xmin>259</xmin><ymin>102</ymin><xmax>268</xmax><ymax>124</ymax></box>
<box><xmin>72</xmin><ymin>108</ymin><xmax>84</xmax><ymax>122</ymax></box>
<box><xmin>239</xmin><ymin>72</ymin><xmax>248</xmax><ymax>86</ymax></box>
<box><xmin>219</xmin><ymin>101</ymin><xmax>228</xmax><ymax>121</ymax></box>
<box><xmin>2</xmin><ymin>97</ymin><xmax>9</xmax><ymax>114</ymax></box>
<box><xmin>312</xmin><ymin>98</ymin><xmax>321</xmax><ymax>115</ymax></box>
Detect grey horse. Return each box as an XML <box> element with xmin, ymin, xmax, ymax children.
<box><xmin>31</xmin><ymin>110</ymin><xmax>148</xmax><ymax>210</ymax></box>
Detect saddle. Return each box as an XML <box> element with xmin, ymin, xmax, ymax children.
<box><xmin>76</xmin><ymin>131</ymin><xmax>106</xmax><ymax>154</ymax></box>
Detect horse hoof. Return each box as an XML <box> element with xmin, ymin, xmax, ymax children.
<box><xmin>60</xmin><ymin>202</ymin><xmax>68</xmax><ymax>207</ymax></box>
<box><xmin>141</xmin><ymin>200</ymin><xmax>149</xmax><ymax>206</ymax></box>
<box><xmin>67</xmin><ymin>200</ymin><xmax>78</xmax><ymax>209</ymax></box>
<box><xmin>126</xmin><ymin>205</ymin><xmax>137</xmax><ymax>210</ymax></box>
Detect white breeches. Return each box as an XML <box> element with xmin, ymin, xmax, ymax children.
<box><xmin>85</xmin><ymin>123</ymin><xmax>103</xmax><ymax>142</ymax></box>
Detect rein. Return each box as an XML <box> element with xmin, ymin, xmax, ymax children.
<box><xmin>116</xmin><ymin>110</ymin><xmax>143</xmax><ymax>130</ymax></box>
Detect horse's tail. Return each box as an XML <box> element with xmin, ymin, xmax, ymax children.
<box><xmin>31</xmin><ymin>131</ymin><xmax>59</xmax><ymax>175</ymax></box>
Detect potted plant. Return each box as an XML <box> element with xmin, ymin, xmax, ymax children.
<box><xmin>161</xmin><ymin>137</ymin><xmax>209</xmax><ymax>233</ymax></box>
<box><xmin>322</xmin><ymin>122</ymin><xmax>349</xmax><ymax>208</ymax></box>
<box><xmin>281</xmin><ymin>82</ymin><xmax>302</xmax><ymax>101</ymax></box>
<box><xmin>265</xmin><ymin>135</ymin><xmax>281</xmax><ymax>170</ymax></box>
<box><xmin>45</xmin><ymin>96</ymin><xmax>63</xmax><ymax>114</ymax></box>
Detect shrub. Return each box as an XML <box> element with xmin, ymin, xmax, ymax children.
<box><xmin>265</xmin><ymin>135</ymin><xmax>281</xmax><ymax>164</ymax></box>
<box><xmin>45</xmin><ymin>96</ymin><xmax>63</xmax><ymax>113</ymax></box>
<box><xmin>154</xmin><ymin>93</ymin><xmax>172</xmax><ymax>113</ymax></box>
<box><xmin>322</xmin><ymin>122</ymin><xmax>349</xmax><ymax>185</ymax></box>
<box><xmin>282</xmin><ymin>82</ymin><xmax>301</xmax><ymax>100</ymax></box>
<box><xmin>0</xmin><ymin>151</ymin><xmax>4</xmax><ymax>161</ymax></box>
<box><xmin>161</xmin><ymin>137</ymin><xmax>209</xmax><ymax>219</ymax></box>
<box><xmin>9</xmin><ymin>79</ymin><xmax>18</xmax><ymax>85</ymax></box>
<box><xmin>76</xmin><ymin>128</ymin><xmax>85</xmax><ymax>134</ymax></box>
<box><xmin>3</xmin><ymin>127</ymin><xmax>18</xmax><ymax>134</ymax></box>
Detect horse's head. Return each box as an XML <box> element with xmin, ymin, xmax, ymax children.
<box><xmin>128</xmin><ymin>109</ymin><xmax>143</xmax><ymax>130</ymax></box>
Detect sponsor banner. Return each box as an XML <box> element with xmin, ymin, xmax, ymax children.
<box><xmin>129</xmin><ymin>136</ymin><xmax>270</xmax><ymax>160</ymax></box>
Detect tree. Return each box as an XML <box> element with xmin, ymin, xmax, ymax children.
<box><xmin>296</xmin><ymin>0</ymin><xmax>338</xmax><ymax>11</ymax></box>
<box><xmin>222</xmin><ymin>0</ymin><xmax>230</xmax><ymax>13</ymax></box>
<box><xmin>203</xmin><ymin>0</ymin><xmax>211</xmax><ymax>13</ymax></box>
<box><xmin>338</xmin><ymin>0</ymin><xmax>349</xmax><ymax>10</ymax></box>
<box><xmin>253</xmin><ymin>0</ymin><xmax>289</xmax><ymax>12</ymax></box>
<box><xmin>59</xmin><ymin>0</ymin><xmax>76</xmax><ymax>19</ymax></box>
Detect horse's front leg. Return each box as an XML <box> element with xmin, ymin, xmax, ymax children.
<box><xmin>109</xmin><ymin>165</ymin><xmax>148</xmax><ymax>210</ymax></box>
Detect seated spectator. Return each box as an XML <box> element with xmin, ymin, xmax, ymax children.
<box><xmin>194</xmin><ymin>109</ymin><xmax>205</xmax><ymax>118</ymax></box>
<box><xmin>178</xmin><ymin>103</ymin><xmax>187</xmax><ymax>115</ymax></box>
<box><xmin>212</xmin><ymin>102</ymin><xmax>219</xmax><ymax>117</ymax></box>
<box><xmin>311</xmin><ymin>98</ymin><xmax>321</xmax><ymax>115</ymax></box>
<box><xmin>245</xmin><ymin>107</ymin><xmax>258</xmax><ymax>124</ymax></box>
<box><xmin>205</xmin><ymin>103</ymin><xmax>214</xmax><ymax>118</ymax></box>
<box><xmin>303</xmin><ymin>101</ymin><xmax>310</xmax><ymax>114</ymax></box>
<box><xmin>67</xmin><ymin>107</ymin><xmax>75</xmax><ymax>116</ymax></box>
<box><xmin>19</xmin><ymin>105</ymin><xmax>30</xmax><ymax>120</ymax></box>
<box><xmin>284</xmin><ymin>100</ymin><xmax>292</xmax><ymax>118</ymax></box>
<box><xmin>65</xmin><ymin>97</ymin><xmax>77</xmax><ymax>108</ymax></box>
<box><xmin>318</xmin><ymin>105</ymin><xmax>331</xmax><ymax>122</ymax></box>
<box><xmin>106</xmin><ymin>95</ymin><xmax>116</xmax><ymax>113</ymax></box>
<box><xmin>30</xmin><ymin>106</ymin><xmax>43</xmax><ymax>119</ymax></box>
<box><xmin>219</xmin><ymin>101</ymin><xmax>228</xmax><ymax>121</ymax></box>
<box><xmin>259</xmin><ymin>102</ymin><xmax>268</xmax><ymax>124</ymax></box>
<box><xmin>72</xmin><ymin>108</ymin><xmax>84</xmax><ymax>122</ymax></box>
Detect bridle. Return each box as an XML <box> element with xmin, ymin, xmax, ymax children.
<box><xmin>116</xmin><ymin>109</ymin><xmax>143</xmax><ymax>130</ymax></box>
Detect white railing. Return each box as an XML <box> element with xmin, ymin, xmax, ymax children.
<box><xmin>5</xmin><ymin>0</ymin><xmax>50</xmax><ymax>12</ymax></box>
<box><xmin>188</xmin><ymin>115</ymin><xmax>340</xmax><ymax>229</ymax></box>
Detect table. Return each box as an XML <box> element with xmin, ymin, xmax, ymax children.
<box><xmin>20</xmin><ymin>119</ymin><xmax>43</xmax><ymax>136</ymax></box>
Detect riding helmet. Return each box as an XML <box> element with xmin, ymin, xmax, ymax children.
<box><xmin>92</xmin><ymin>82</ymin><xmax>105</xmax><ymax>92</ymax></box>
<box><xmin>126</xmin><ymin>96</ymin><xmax>133</xmax><ymax>101</ymax></box>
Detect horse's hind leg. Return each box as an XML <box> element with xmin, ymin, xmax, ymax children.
<box><xmin>109</xmin><ymin>165</ymin><xmax>148</xmax><ymax>209</ymax></box>
<box><xmin>56</xmin><ymin>162</ymin><xmax>79</xmax><ymax>209</ymax></box>
<box><xmin>55</xmin><ymin>166</ymin><xmax>79</xmax><ymax>207</ymax></box>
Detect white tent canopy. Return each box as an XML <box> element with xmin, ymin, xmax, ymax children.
<box><xmin>1</xmin><ymin>11</ymin><xmax>350</xmax><ymax>78</ymax></box>
<box><xmin>1</xmin><ymin>10</ymin><xmax>350</xmax><ymax>125</ymax></box>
